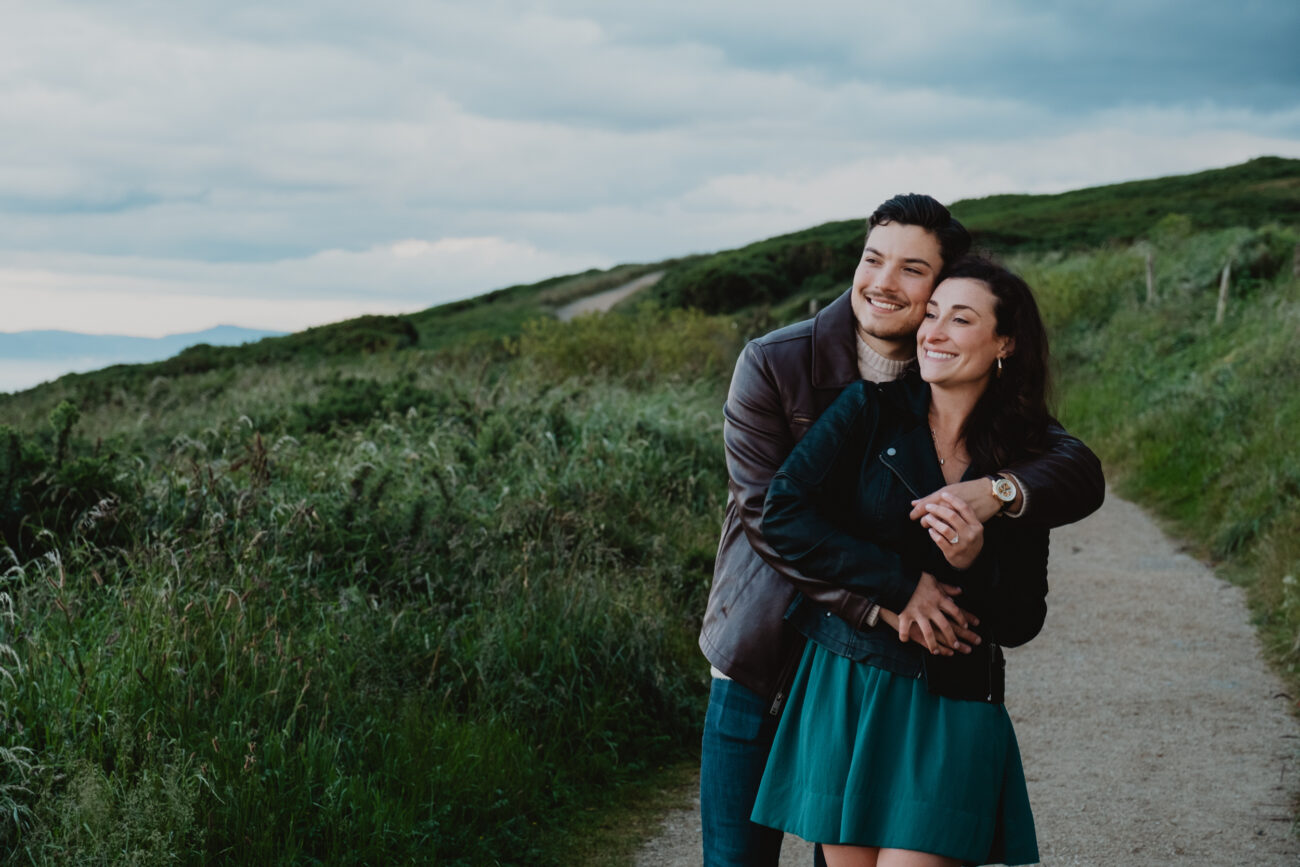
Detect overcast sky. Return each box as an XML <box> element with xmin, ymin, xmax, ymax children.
<box><xmin>4</xmin><ymin>0</ymin><xmax>1299</xmax><ymax>337</ymax></box>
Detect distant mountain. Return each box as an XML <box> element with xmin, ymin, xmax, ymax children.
<box><xmin>0</xmin><ymin>325</ymin><xmax>284</xmax><ymax>361</ymax></box>
<box><xmin>0</xmin><ymin>325</ymin><xmax>284</xmax><ymax>393</ymax></box>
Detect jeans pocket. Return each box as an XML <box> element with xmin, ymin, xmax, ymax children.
<box><xmin>705</xmin><ymin>679</ymin><xmax>768</xmax><ymax>744</ymax></box>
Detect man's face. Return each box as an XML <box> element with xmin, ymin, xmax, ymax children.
<box><xmin>849</xmin><ymin>221</ymin><xmax>943</xmax><ymax>358</ymax></box>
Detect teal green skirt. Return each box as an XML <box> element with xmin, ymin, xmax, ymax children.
<box><xmin>751</xmin><ymin>642</ymin><xmax>1039</xmax><ymax>866</ymax></box>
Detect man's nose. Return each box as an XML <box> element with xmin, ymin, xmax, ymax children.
<box><xmin>872</xmin><ymin>264</ymin><xmax>899</xmax><ymax>290</ymax></box>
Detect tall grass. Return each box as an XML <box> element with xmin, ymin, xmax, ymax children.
<box><xmin>0</xmin><ymin>551</ymin><xmax>35</xmax><ymax>842</ymax></box>
<box><xmin>1015</xmin><ymin>224</ymin><xmax>1300</xmax><ymax>684</ymax></box>
<box><xmin>0</xmin><ymin>309</ymin><xmax>742</xmax><ymax>864</ymax></box>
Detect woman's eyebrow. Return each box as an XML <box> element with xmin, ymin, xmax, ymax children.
<box><xmin>927</xmin><ymin>301</ymin><xmax>982</xmax><ymax>314</ymax></box>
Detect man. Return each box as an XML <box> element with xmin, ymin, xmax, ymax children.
<box><xmin>698</xmin><ymin>193</ymin><xmax>1105</xmax><ymax>866</ymax></box>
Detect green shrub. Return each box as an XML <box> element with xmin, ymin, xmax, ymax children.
<box><xmin>509</xmin><ymin>304</ymin><xmax>744</xmax><ymax>385</ymax></box>
<box><xmin>0</xmin><ymin>411</ymin><xmax>124</xmax><ymax>560</ymax></box>
<box><xmin>648</xmin><ymin>221</ymin><xmax>861</xmax><ymax>315</ymax></box>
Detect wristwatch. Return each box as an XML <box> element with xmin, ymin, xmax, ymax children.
<box><xmin>989</xmin><ymin>475</ymin><xmax>1018</xmax><ymax>512</ymax></box>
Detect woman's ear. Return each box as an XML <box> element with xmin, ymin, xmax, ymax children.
<box><xmin>1000</xmin><ymin>337</ymin><xmax>1016</xmax><ymax>358</ymax></box>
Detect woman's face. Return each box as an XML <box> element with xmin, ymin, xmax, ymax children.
<box><xmin>916</xmin><ymin>277</ymin><xmax>1012</xmax><ymax>389</ymax></box>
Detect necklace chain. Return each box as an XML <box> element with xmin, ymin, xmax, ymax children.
<box><xmin>930</xmin><ymin>425</ymin><xmax>969</xmax><ymax>469</ymax></box>
<box><xmin>929</xmin><ymin>426</ymin><xmax>946</xmax><ymax>466</ymax></box>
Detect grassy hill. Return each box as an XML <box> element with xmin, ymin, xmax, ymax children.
<box><xmin>955</xmin><ymin>155</ymin><xmax>1300</xmax><ymax>250</ymax></box>
<box><xmin>1</xmin><ymin>157</ymin><xmax>1298</xmax><ymax>864</ymax></box>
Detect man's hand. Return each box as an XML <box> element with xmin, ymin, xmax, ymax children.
<box><xmin>890</xmin><ymin>572</ymin><xmax>981</xmax><ymax>656</ymax></box>
<box><xmin>909</xmin><ymin>478</ymin><xmax>1004</xmax><ymax>524</ymax></box>
<box><xmin>877</xmin><ymin>606</ymin><xmax>980</xmax><ymax>656</ymax></box>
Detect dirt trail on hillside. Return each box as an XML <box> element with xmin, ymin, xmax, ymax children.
<box><xmin>555</xmin><ymin>271</ymin><xmax>664</xmax><ymax>321</ymax></box>
<box><xmin>634</xmin><ymin>494</ymin><xmax>1300</xmax><ymax>866</ymax></box>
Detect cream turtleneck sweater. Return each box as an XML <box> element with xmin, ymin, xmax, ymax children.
<box><xmin>855</xmin><ymin>333</ymin><xmax>914</xmax><ymax>383</ymax></box>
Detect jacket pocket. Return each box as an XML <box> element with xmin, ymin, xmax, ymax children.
<box><xmin>789</xmin><ymin>413</ymin><xmax>815</xmax><ymax>441</ymax></box>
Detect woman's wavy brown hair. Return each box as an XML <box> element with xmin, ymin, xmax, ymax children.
<box><xmin>940</xmin><ymin>256</ymin><xmax>1053</xmax><ymax>474</ymax></box>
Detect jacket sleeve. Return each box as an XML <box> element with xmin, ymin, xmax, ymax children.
<box><xmin>979</xmin><ymin>526</ymin><xmax>1050</xmax><ymax>648</ymax></box>
<box><xmin>1002</xmin><ymin>421</ymin><xmax>1105</xmax><ymax>528</ymax></box>
<box><xmin>761</xmin><ymin>381</ymin><xmax>922</xmax><ymax>614</ymax></box>
<box><xmin>724</xmin><ymin>342</ymin><xmax>879</xmax><ymax>629</ymax></box>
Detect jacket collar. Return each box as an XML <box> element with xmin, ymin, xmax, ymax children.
<box><xmin>810</xmin><ymin>289</ymin><xmax>861</xmax><ymax>390</ymax></box>
<box><xmin>811</xmin><ymin>288</ymin><xmax>921</xmax><ymax>391</ymax></box>
<box><xmin>877</xmin><ymin>372</ymin><xmax>931</xmax><ymax>421</ymax></box>
<box><xmin>878</xmin><ymin>417</ymin><xmax>947</xmax><ymax>501</ymax></box>
<box><xmin>876</xmin><ymin>374</ymin><xmax>981</xmax><ymax>491</ymax></box>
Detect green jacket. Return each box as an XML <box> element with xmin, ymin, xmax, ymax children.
<box><xmin>763</xmin><ymin>374</ymin><xmax>1050</xmax><ymax>702</ymax></box>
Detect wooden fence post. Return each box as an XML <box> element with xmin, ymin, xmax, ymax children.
<box><xmin>808</xmin><ymin>299</ymin><xmax>819</xmax><ymax>316</ymax></box>
<box><xmin>1145</xmin><ymin>251</ymin><xmax>1156</xmax><ymax>303</ymax></box>
<box><xmin>1215</xmin><ymin>259</ymin><xmax>1232</xmax><ymax>326</ymax></box>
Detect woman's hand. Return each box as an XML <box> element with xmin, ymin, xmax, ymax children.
<box><xmin>896</xmin><ymin>571</ymin><xmax>980</xmax><ymax>655</ymax></box>
<box><xmin>909</xmin><ymin>478</ymin><xmax>1001</xmax><ymax>523</ymax></box>
<box><xmin>919</xmin><ymin>492</ymin><xmax>984</xmax><ymax>570</ymax></box>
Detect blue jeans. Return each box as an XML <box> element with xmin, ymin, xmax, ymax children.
<box><xmin>700</xmin><ymin>677</ymin><xmax>826</xmax><ymax>867</ymax></box>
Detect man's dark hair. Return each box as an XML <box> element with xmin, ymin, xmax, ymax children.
<box><xmin>867</xmin><ymin>193</ymin><xmax>971</xmax><ymax>271</ymax></box>
<box><xmin>940</xmin><ymin>254</ymin><xmax>1052</xmax><ymax>474</ymax></box>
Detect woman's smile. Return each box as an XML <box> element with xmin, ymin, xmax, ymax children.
<box><xmin>917</xmin><ymin>277</ymin><xmax>1012</xmax><ymax>389</ymax></box>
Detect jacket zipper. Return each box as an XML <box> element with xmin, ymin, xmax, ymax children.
<box><xmin>988</xmin><ymin>644</ymin><xmax>996</xmax><ymax>702</ymax></box>
<box><xmin>883</xmin><ymin>452</ymin><xmax>993</xmax><ymax>696</ymax></box>
<box><xmin>768</xmin><ymin>639</ymin><xmax>805</xmax><ymax>716</ymax></box>
<box><xmin>881</xmin><ymin>456</ymin><xmax>920</xmax><ymax>674</ymax></box>
<box><xmin>879</xmin><ymin>453</ymin><xmax>922</xmax><ymax>499</ymax></box>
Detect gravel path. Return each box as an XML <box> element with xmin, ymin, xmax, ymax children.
<box><xmin>635</xmin><ymin>494</ymin><xmax>1300</xmax><ymax>865</ymax></box>
<box><xmin>555</xmin><ymin>271</ymin><xmax>665</xmax><ymax>321</ymax></box>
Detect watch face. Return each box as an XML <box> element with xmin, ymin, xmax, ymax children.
<box><xmin>993</xmin><ymin>478</ymin><xmax>1016</xmax><ymax>502</ymax></box>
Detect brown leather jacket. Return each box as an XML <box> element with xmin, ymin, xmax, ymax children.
<box><xmin>698</xmin><ymin>288</ymin><xmax>1105</xmax><ymax>704</ymax></box>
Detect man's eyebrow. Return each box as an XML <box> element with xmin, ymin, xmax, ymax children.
<box><xmin>862</xmin><ymin>246</ymin><xmax>934</xmax><ymax>268</ymax></box>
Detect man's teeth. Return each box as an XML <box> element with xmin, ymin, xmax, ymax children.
<box><xmin>870</xmin><ymin>298</ymin><xmax>903</xmax><ymax>311</ymax></box>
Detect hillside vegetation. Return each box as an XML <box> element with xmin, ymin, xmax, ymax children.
<box><xmin>1</xmin><ymin>157</ymin><xmax>1298</xmax><ymax>863</ymax></box>
<box><xmin>645</xmin><ymin>156</ymin><xmax>1300</xmax><ymax>313</ymax></box>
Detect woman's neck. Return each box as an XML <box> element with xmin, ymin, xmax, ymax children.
<box><xmin>928</xmin><ymin>385</ymin><xmax>984</xmax><ymax>483</ymax></box>
<box><xmin>927</xmin><ymin>383</ymin><xmax>984</xmax><ymax>438</ymax></box>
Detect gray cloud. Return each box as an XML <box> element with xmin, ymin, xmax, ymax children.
<box><xmin>1</xmin><ymin>0</ymin><xmax>1298</xmax><ymax>336</ymax></box>
<box><xmin>553</xmin><ymin>1</ymin><xmax>1300</xmax><ymax>114</ymax></box>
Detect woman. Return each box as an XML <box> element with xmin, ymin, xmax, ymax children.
<box><xmin>751</xmin><ymin>256</ymin><xmax>1054</xmax><ymax>867</ymax></box>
